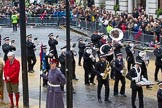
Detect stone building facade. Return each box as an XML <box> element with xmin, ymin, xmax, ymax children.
<box><xmin>95</xmin><ymin>0</ymin><xmax>162</xmax><ymax>17</ymax></box>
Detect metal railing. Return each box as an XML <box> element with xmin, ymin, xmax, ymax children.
<box><xmin>0</xmin><ymin>15</ymin><xmax>159</xmax><ymax>45</ymax></box>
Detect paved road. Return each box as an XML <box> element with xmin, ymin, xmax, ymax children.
<box><xmin>0</xmin><ymin>27</ymin><xmax>160</xmax><ymax>108</ymax></box>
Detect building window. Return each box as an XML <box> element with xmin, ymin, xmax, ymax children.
<box><xmin>158</xmin><ymin>0</ymin><xmax>162</xmax><ymax>9</ymax></box>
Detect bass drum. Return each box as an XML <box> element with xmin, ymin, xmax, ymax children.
<box><xmin>100</xmin><ymin>44</ymin><xmax>114</xmax><ymax>56</ymax></box>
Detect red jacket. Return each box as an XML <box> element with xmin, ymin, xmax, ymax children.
<box><xmin>4</xmin><ymin>59</ymin><xmax>20</xmax><ymax>84</ymax></box>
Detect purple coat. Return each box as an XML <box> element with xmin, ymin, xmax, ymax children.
<box><xmin>42</xmin><ymin>68</ymin><xmax>66</xmax><ymax>108</ymax></box>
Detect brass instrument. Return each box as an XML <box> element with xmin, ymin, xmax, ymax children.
<box><xmin>102</xmin><ymin>61</ymin><xmax>111</xmax><ymax>80</ymax></box>
<box><xmin>109</xmin><ymin>28</ymin><xmax>124</xmax><ymax>41</ymax></box>
<box><xmin>100</xmin><ymin>28</ymin><xmax>124</xmax><ymax>56</ymax></box>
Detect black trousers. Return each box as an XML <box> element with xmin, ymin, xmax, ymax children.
<box><xmin>114</xmin><ymin>75</ymin><xmax>126</xmax><ymax>95</ymax></box>
<box><xmin>132</xmin><ymin>87</ymin><xmax>144</xmax><ymax>108</ymax></box>
<box><xmin>83</xmin><ymin>64</ymin><xmax>92</xmax><ymax>84</ymax></box>
<box><xmin>27</xmin><ymin>56</ymin><xmax>36</xmax><ymax>71</ymax></box>
<box><xmin>78</xmin><ymin>52</ymin><xmax>83</xmax><ymax>65</ymax></box>
<box><xmin>97</xmin><ymin>79</ymin><xmax>109</xmax><ymax>100</ymax></box>
<box><xmin>127</xmin><ymin>60</ymin><xmax>134</xmax><ymax>72</ymax></box>
<box><xmin>12</xmin><ymin>23</ymin><xmax>17</xmax><ymax>31</ymax></box>
<box><xmin>155</xmin><ymin>65</ymin><xmax>162</xmax><ymax>80</ymax></box>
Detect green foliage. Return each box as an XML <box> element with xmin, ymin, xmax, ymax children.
<box><xmin>114</xmin><ymin>4</ymin><xmax>120</xmax><ymax>12</ymax></box>
<box><xmin>156</xmin><ymin>9</ymin><xmax>162</xmax><ymax>18</ymax></box>
<box><xmin>100</xmin><ymin>3</ymin><xmax>105</xmax><ymax>9</ymax></box>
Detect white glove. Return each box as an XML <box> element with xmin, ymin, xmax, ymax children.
<box><xmin>120</xmin><ymin>70</ymin><xmax>124</xmax><ymax>74</ymax></box>
<box><xmin>100</xmin><ymin>73</ymin><xmax>105</xmax><ymax>77</ymax></box>
<box><xmin>142</xmin><ymin>77</ymin><xmax>147</xmax><ymax>82</ymax></box>
<box><xmin>89</xmin><ymin>54</ymin><xmax>93</xmax><ymax>58</ymax></box>
<box><xmin>132</xmin><ymin>77</ymin><xmax>138</xmax><ymax>81</ymax></box>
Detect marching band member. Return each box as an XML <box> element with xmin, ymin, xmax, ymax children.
<box><xmin>71</xmin><ymin>44</ymin><xmax>79</xmax><ymax>80</ymax></box>
<box><xmin>101</xmin><ymin>38</ymin><xmax>114</xmax><ymax>79</ymax></box>
<box><xmin>113</xmin><ymin>40</ymin><xmax>123</xmax><ymax>57</ymax></box>
<box><xmin>26</xmin><ymin>34</ymin><xmax>37</xmax><ymax>73</ymax></box>
<box><xmin>157</xmin><ymin>81</ymin><xmax>162</xmax><ymax>108</ymax></box>
<box><xmin>114</xmin><ymin>53</ymin><xmax>127</xmax><ymax>97</ymax></box>
<box><xmin>58</xmin><ymin>46</ymin><xmax>66</xmax><ymax>91</ymax></box>
<box><xmin>41</xmin><ymin>59</ymin><xmax>66</xmax><ymax>108</ymax></box>
<box><xmin>78</xmin><ymin>38</ymin><xmax>86</xmax><ymax>66</ymax></box>
<box><xmin>48</xmin><ymin>33</ymin><xmax>59</xmax><ymax>60</ymax></box>
<box><xmin>136</xmin><ymin>51</ymin><xmax>152</xmax><ymax>89</ymax></box>
<box><xmin>94</xmin><ymin>54</ymin><xmax>111</xmax><ymax>103</ymax></box>
<box><xmin>126</xmin><ymin>60</ymin><xmax>147</xmax><ymax>108</ymax></box>
<box><xmin>83</xmin><ymin>47</ymin><xmax>96</xmax><ymax>85</ymax></box>
<box><xmin>125</xmin><ymin>41</ymin><xmax>135</xmax><ymax>71</ymax></box>
<box><xmin>2</xmin><ymin>37</ymin><xmax>16</xmax><ymax>62</ymax></box>
<box><xmin>153</xmin><ymin>42</ymin><xmax>162</xmax><ymax>82</ymax></box>
<box><xmin>40</xmin><ymin>45</ymin><xmax>50</xmax><ymax>87</ymax></box>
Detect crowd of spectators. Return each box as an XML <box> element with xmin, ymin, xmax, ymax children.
<box><xmin>0</xmin><ymin>0</ymin><xmax>162</xmax><ymax>40</ymax></box>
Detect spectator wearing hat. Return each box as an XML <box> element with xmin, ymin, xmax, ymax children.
<box><xmin>154</xmin><ymin>42</ymin><xmax>162</xmax><ymax>82</ymax></box>
<box><xmin>26</xmin><ymin>34</ymin><xmax>37</xmax><ymax>73</ymax></box>
<box><xmin>78</xmin><ymin>38</ymin><xmax>85</xmax><ymax>66</ymax></box>
<box><xmin>126</xmin><ymin>60</ymin><xmax>146</xmax><ymax>108</ymax></box>
<box><xmin>114</xmin><ymin>53</ymin><xmax>127</xmax><ymax>97</ymax></box>
<box><xmin>94</xmin><ymin>54</ymin><xmax>111</xmax><ymax>103</ymax></box>
<box><xmin>4</xmin><ymin>52</ymin><xmax>20</xmax><ymax>108</ymax></box>
<box><xmin>41</xmin><ymin>59</ymin><xmax>66</xmax><ymax>108</ymax></box>
<box><xmin>136</xmin><ymin>51</ymin><xmax>152</xmax><ymax>89</ymax></box>
<box><xmin>48</xmin><ymin>33</ymin><xmax>58</xmax><ymax>60</ymax></box>
<box><xmin>157</xmin><ymin>81</ymin><xmax>162</xmax><ymax>108</ymax></box>
<box><xmin>40</xmin><ymin>45</ymin><xmax>50</xmax><ymax>87</ymax></box>
<box><xmin>2</xmin><ymin>37</ymin><xmax>16</xmax><ymax>62</ymax></box>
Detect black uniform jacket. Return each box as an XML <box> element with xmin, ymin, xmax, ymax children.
<box><xmin>125</xmin><ymin>45</ymin><xmax>134</xmax><ymax>63</ymax></box>
<box><xmin>126</xmin><ymin>67</ymin><xmax>144</xmax><ymax>89</ymax></box>
<box><xmin>78</xmin><ymin>42</ymin><xmax>85</xmax><ymax>53</ymax></box>
<box><xmin>154</xmin><ymin>48</ymin><xmax>162</xmax><ymax>66</ymax></box>
<box><xmin>94</xmin><ymin>61</ymin><xmax>109</xmax><ymax>81</ymax></box>
<box><xmin>26</xmin><ymin>41</ymin><xmax>36</xmax><ymax>57</ymax></box>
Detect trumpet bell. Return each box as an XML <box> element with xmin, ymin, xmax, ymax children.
<box><xmin>110</xmin><ymin>28</ymin><xmax>123</xmax><ymax>41</ymax></box>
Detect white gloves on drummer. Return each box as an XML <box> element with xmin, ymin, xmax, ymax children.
<box><xmin>100</xmin><ymin>73</ymin><xmax>105</xmax><ymax>77</ymax></box>
<box><xmin>142</xmin><ymin>77</ymin><xmax>147</xmax><ymax>82</ymax></box>
<box><xmin>132</xmin><ymin>77</ymin><xmax>139</xmax><ymax>83</ymax></box>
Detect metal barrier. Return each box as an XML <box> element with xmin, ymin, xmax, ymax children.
<box><xmin>0</xmin><ymin>15</ymin><xmax>158</xmax><ymax>45</ymax></box>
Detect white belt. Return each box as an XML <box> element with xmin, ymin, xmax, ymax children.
<box><xmin>48</xmin><ymin>82</ymin><xmax>60</xmax><ymax>87</ymax></box>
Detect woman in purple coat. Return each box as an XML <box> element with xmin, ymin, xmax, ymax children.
<box><xmin>41</xmin><ymin>59</ymin><xmax>66</xmax><ymax>108</ymax></box>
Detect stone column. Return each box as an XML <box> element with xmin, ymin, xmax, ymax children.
<box><xmin>128</xmin><ymin>0</ymin><xmax>133</xmax><ymax>14</ymax></box>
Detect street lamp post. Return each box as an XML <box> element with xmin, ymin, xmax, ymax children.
<box><xmin>19</xmin><ymin>0</ymin><xmax>29</xmax><ymax>107</ymax></box>
<box><xmin>65</xmin><ymin>0</ymin><xmax>73</xmax><ymax>108</ymax></box>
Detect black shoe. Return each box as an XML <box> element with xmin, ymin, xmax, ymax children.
<box><xmin>74</xmin><ymin>78</ymin><xmax>79</xmax><ymax>81</ymax></box>
<box><xmin>114</xmin><ymin>94</ymin><xmax>119</xmax><ymax>97</ymax></box>
<box><xmin>104</xmin><ymin>99</ymin><xmax>112</xmax><ymax>103</ymax></box>
<box><xmin>85</xmin><ymin>83</ymin><xmax>90</xmax><ymax>86</ymax></box>
<box><xmin>90</xmin><ymin>82</ymin><xmax>96</xmax><ymax>85</ymax></box>
<box><xmin>98</xmin><ymin>99</ymin><xmax>102</xmax><ymax>103</ymax></box>
<box><xmin>155</xmin><ymin>79</ymin><xmax>159</xmax><ymax>82</ymax></box>
<box><xmin>120</xmin><ymin>94</ymin><xmax>127</xmax><ymax>97</ymax></box>
<box><xmin>146</xmin><ymin>85</ymin><xmax>152</xmax><ymax>89</ymax></box>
